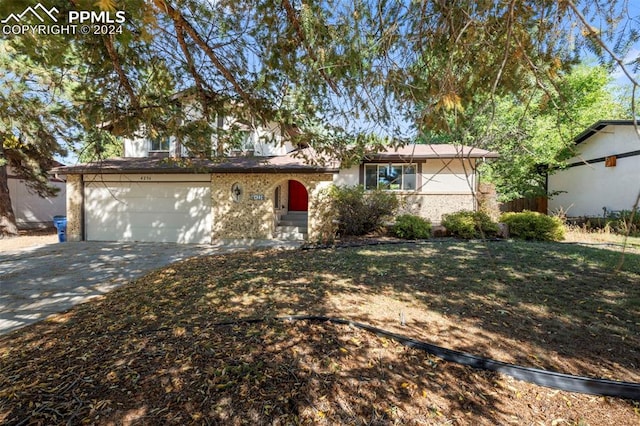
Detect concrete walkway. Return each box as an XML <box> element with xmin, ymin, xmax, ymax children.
<box><xmin>0</xmin><ymin>240</ymin><xmax>301</xmax><ymax>336</ymax></box>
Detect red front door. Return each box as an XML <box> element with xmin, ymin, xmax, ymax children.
<box><xmin>288</xmin><ymin>180</ymin><xmax>308</xmax><ymax>211</ymax></box>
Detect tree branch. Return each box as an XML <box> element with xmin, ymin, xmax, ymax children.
<box><xmin>281</xmin><ymin>0</ymin><xmax>341</xmax><ymax>96</ymax></box>
<box><xmin>102</xmin><ymin>34</ymin><xmax>140</xmax><ymax>110</ymax></box>
<box><xmin>175</xmin><ymin>22</ymin><xmax>210</xmax><ymax>114</ymax></box>
<box><xmin>152</xmin><ymin>0</ymin><xmax>254</xmax><ymax>108</ymax></box>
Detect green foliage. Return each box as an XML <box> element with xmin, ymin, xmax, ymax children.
<box><xmin>500</xmin><ymin>211</ymin><xmax>565</xmax><ymax>241</ymax></box>
<box><xmin>442</xmin><ymin>210</ymin><xmax>499</xmax><ymax>239</ymax></box>
<box><xmin>609</xmin><ymin>210</ymin><xmax>640</xmax><ymax>236</ymax></box>
<box><xmin>0</xmin><ymin>40</ymin><xmax>70</xmax><ymax>198</ymax></box>
<box><xmin>6</xmin><ymin>0</ymin><xmax>635</xmax><ymax>164</ymax></box>
<box><xmin>420</xmin><ymin>64</ymin><xmax>629</xmax><ymax>202</ymax></box>
<box><xmin>392</xmin><ymin>214</ymin><xmax>432</xmax><ymax>239</ymax></box>
<box><xmin>2</xmin><ymin>0</ymin><xmax>639</xmax><ymax>235</ymax></box>
<box><xmin>78</xmin><ymin>130</ymin><xmax>123</xmax><ymax>163</ymax></box>
<box><xmin>330</xmin><ymin>185</ymin><xmax>399</xmax><ymax>236</ymax></box>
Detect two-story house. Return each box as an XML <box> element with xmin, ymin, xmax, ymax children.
<box><xmin>55</xmin><ymin>114</ymin><xmax>497</xmax><ymax>243</ymax></box>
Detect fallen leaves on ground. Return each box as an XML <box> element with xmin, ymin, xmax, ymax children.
<box><xmin>1</xmin><ymin>241</ymin><xmax>639</xmax><ymax>425</ymax></box>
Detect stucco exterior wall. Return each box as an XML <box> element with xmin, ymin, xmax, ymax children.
<box><xmin>548</xmin><ymin>156</ymin><xmax>639</xmax><ymax>216</ymax></box>
<box><xmin>211</xmin><ymin>172</ymin><xmax>333</xmax><ymax>241</ymax></box>
<box><xmin>333</xmin><ymin>165</ymin><xmax>360</xmax><ymax>187</ymax></box>
<box><xmin>336</xmin><ymin>159</ymin><xmax>477</xmax><ymax>194</ymax></box>
<box><xmin>333</xmin><ymin>158</ymin><xmax>479</xmax><ymax>223</ymax></box>
<box><xmin>8</xmin><ymin>168</ymin><xmax>66</xmax><ymax>228</ymax></box>
<box><xmin>572</xmin><ymin>125</ymin><xmax>639</xmax><ymax>160</ymax></box>
<box><xmin>65</xmin><ymin>174</ymin><xmax>83</xmax><ymax>242</ymax></box>
<box><xmin>548</xmin><ymin>125</ymin><xmax>640</xmax><ymax>217</ymax></box>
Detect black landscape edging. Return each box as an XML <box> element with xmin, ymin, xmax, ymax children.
<box><xmin>208</xmin><ymin>315</ymin><xmax>640</xmax><ymax>401</ymax></box>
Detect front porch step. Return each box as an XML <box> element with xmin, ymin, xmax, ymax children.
<box><xmin>279</xmin><ymin>212</ymin><xmax>308</xmax><ymax>226</ymax></box>
<box><xmin>275</xmin><ymin>225</ymin><xmax>307</xmax><ymax>240</ymax></box>
<box><xmin>278</xmin><ymin>219</ymin><xmax>308</xmax><ymax>226</ymax></box>
<box><xmin>276</xmin><ymin>212</ymin><xmax>308</xmax><ymax>240</ymax></box>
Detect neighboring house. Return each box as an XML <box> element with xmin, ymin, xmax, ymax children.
<box><xmin>548</xmin><ymin>120</ymin><xmax>640</xmax><ymax>217</ymax></box>
<box><xmin>55</xmin><ymin>125</ymin><xmax>497</xmax><ymax>243</ymax></box>
<box><xmin>7</xmin><ymin>165</ymin><xmax>66</xmax><ymax>229</ymax></box>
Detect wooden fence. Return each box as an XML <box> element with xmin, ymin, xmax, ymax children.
<box><xmin>499</xmin><ymin>197</ymin><xmax>548</xmax><ymax>214</ymax></box>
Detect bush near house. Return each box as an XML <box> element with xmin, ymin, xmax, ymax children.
<box><xmin>441</xmin><ymin>210</ymin><xmax>499</xmax><ymax>239</ymax></box>
<box><xmin>500</xmin><ymin>211</ymin><xmax>565</xmax><ymax>241</ymax></box>
<box><xmin>392</xmin><ymin>214</ymin><xmax>432</xmax><ymax>239</ymax></box>
<box><xmin>331</xmin><ymin>185</ymin><xmax>399</xmax><ymax>236</ymax></box>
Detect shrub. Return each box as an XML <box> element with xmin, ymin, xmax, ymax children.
<box><xmin>500</xmin><ymin>211</ymin><xmax>565</xmax><ymax>241</ymax></box>
<box><xmin>392</xmin><ymin>214</ymin><xmax>432</xmax><ymax>239</ymax></box>
<box><xmin>442</xmin><ymin>210</ymin><xmax>499</xmax><ymax>239</ymax></box>
<box><xmin>331</xmin><ymin>185</ymin><xmax>399</xmax><ymax>236</ymax></box>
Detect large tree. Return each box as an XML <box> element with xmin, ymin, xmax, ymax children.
<box><xmin>0</xmin><ymin>39</ymin><xmax>73</xmax><ymax>235</ymax></box>
<box><xmin>420</xmin><ymin>63</ymin><xmax>629</xmax><ymax>201</ymax></box>
<box><xmin>1</xmin><ymin>0</ymin><xmax>639</xmax><ymax>234</ymax></box>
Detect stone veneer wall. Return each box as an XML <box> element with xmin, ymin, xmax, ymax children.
<box><xmin>398</xmin><ymin>193</ymin><xmax>475</xmax><ymax>224</ymax></box>
<box><xmin>211</xmin><ymin>172</ymin><xmax>333</xmax><ymax>241</ymax></box>
<box><xmin>65</xmin><ymin>174</ymin><xmax>83</xmax><ymax>242</ymax></box>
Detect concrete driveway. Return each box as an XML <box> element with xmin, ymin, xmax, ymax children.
<box><xmin>0</xmin><ymin>240</ymin><xmax>300</xmax><ymax>335</ymax></box>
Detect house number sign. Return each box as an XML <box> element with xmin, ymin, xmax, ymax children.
<box><xmin>250</xmin><ymin>193</ymin><xmax>265</xmax><ymax>201</ymax></box>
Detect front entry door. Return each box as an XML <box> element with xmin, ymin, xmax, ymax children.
<box><xmin>288</xmin><ymin>180</ymin><xmax>308</xmax><ymax>211</ymax></box>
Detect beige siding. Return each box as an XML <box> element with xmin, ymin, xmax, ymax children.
<box><xmin>420</xmin><ymin>159</ymin><xmax>476</xmax><ymax>194</ymax></box>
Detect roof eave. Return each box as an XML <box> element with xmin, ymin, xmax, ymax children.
<box><xmin>574</xmin><ymin>119</ymin><xmax>638</xmax><ymax>145</ymax></box>
<box><xmin>52</xmin><ymin>165</ymin><xmax>339</xmax><ymax>175</ymax></box>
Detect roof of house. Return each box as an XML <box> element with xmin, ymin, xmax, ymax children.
<box><xmin>574</xmin><ymin>120</ymin><xmax>638</xmax><ymax>144</ymax></box>
<box><xmin>364</xmin><ymin>144</ymin><xmax>499</xmax><ymax>161</ymax></box>
<box><xmin>54</xmin><ymin>144</ymin><xmax>498</xmax><ymax>175</ymax></box>
<box><xmin>54</xmin><ymin>150</ymin><xmax>340</xmax><ymax>175</ymax></box>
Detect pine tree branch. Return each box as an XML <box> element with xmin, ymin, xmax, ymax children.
<box><xmin>152</xmin><ymin>0</ymin><xmax>254</xmax><ymax>109</ymax></box>
<box><xmin>281</xmin><ymin>0</ymin><xmax>341</xmax><ymax>96</ymax></box>
<box><xmin>102</xmin><ymin>34</ymin><xmax>140</xmax><ymax>110</ymax></box>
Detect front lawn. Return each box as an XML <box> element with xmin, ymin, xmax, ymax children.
<box><xmin>1</xmin><ymin>241</ymin><xmax>639</xmax><ymax>425</ymax></box>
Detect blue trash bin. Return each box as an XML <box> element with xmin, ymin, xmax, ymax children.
<box><xmin>53</xmin><ymin>215</ymin><xmax>67</xmax><ymax>242</ymax></box>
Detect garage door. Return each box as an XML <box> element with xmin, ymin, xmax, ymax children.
<box><xmin>84</xmin><ymin>180</ymin><xmax>212</xmax><ymax>243</ymax></box>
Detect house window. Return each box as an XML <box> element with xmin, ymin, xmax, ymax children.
<box><xmin>274</xmin><ymin>185</ymin><xmax>282</xmax><ymax>209</ymax></box>
<box><xmin>364</xmin><ymin>164</ymin><xmax>416</xmax><ymax>191</ymax></box>
<box><xmin>150</xmin><ymin>136</ymin><xmax>170</xmax><ymax>152</ymax></box>
<box><xmin>240</xmin><ymin>131</ymin><xmax>254</xmax><ymax>152</ymax></box>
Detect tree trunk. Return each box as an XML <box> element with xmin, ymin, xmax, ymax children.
<box><xmin>0</xmin><ymin>143</ymin><xmax>19</xmax><ymax>236</ymax></box>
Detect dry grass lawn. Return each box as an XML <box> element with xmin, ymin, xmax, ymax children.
<box><xmin>1</xmin><ymin>239</ymin><xmax>640</xmax><ymax>425</ymax></box>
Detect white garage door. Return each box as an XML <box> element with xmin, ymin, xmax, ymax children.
<box><xmin>84</xmin><ymin>179</ymin><xmax>212</xmax><ymax>244</ymax></box>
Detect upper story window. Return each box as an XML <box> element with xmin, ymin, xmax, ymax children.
<box><xmin>150</xmin><ymin>136</ymin><xmax>170</xmax><ymax>152</ymax></box>
<box><xmin>364</xmin><ymin>164</ymin><xmax>416</xmax><ymax>191</ymax></box>
<box><xmin>240</xmin><ymin>131</ymin><xmax>254</xmax><ymax>152</ymax></box>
